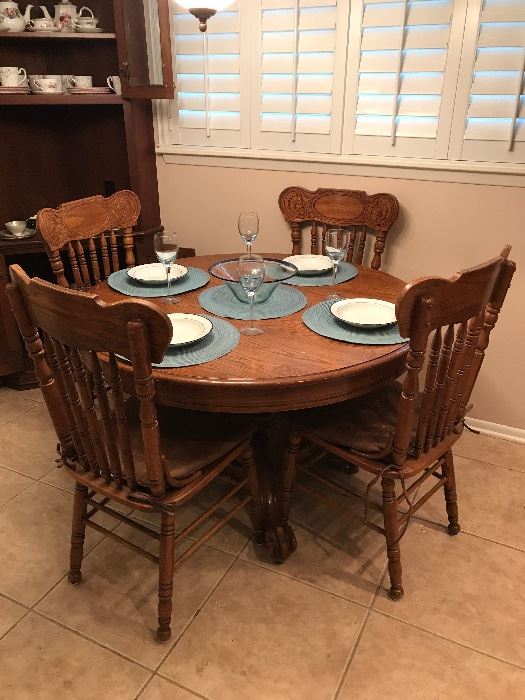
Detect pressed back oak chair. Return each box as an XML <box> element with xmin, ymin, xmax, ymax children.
<box><xmin>281</xmin><ymin>247</ymin><xmax>515</xmax><ymax>600</ymax></box>
<box><xmin>278</xmin><ymin>186</ymin><xmax>399</xmax><ymax>270</ymax></box>
<box><xmin>7</xmin><ymin>265</ymin><xmax>261</xmax><ymax>642</ymax></box>
<box><xmin>37</xmin><ymin>190</ymin><xmax>142</xmax><ymax>289</ymax></box>
<box><xmin>38</xmin><ymin>191</ymin><xmax>196</xmax><ymax>290</ymax></box>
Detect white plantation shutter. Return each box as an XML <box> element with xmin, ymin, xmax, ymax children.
<box><xmin>343</xmin><ymin>0</ymin><xmax>466</xmax><ymax>158</ymax></box>
<box><xmin>252</xmin><ymin>0</ymin><xmax>349</xmax><ymax>153</ymax></box>
<box><xmin>170</xmin><ymin>1</ymin><xmax>249</xmax><ymax>146</ymax></box>
<box><xmin>453</xmin><ymin>0</ymin><xmax>525</xmax><ymax>163</ymax></box>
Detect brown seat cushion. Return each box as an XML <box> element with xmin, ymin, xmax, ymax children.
<box><xmin>293</xmin><ymin>380</ymin><xmax>412</xmax><ymax>455</ymax></box>
<box><xmin>125</xmin><ymin>399</ymin><xmax>254</xmax><ymax>487</ymax></box>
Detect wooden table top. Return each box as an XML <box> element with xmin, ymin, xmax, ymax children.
<box><xmin>93</xmin><ymin>254</ymin><xmax>409</xmax><ymax>413</ymax></box>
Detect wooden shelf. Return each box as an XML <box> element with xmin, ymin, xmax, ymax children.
<box><xmin>0</xmin><ymin>94</ymin><xmax>123</xmax><ymax>105</ymax></box>
<box><xmin>0</xmin><ymin>32</ymin><xmax>116</xmax><ymax>40</ymax></box>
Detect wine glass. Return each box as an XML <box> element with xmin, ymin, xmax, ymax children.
<box><xmin>325</xmin><ymin>228</ymin><xmax>349</xmax><ymax>301</ymax></box>
<box><xmin>238</xmin><ymin>212</ymin><xmax>259</xmax><ymax>254</ymax></box>
<box><xmin>154</xmin><ymin>230</ymin><xmax>180</xmax><ymax>305</ymax></box>
<box><xmin>238</xmin><ymin>253</ymin><xmax>265</xmax><ymax>336</ymax></box>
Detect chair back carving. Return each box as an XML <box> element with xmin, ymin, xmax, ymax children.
<box><xmin>7</xmin><ymin>264</ymin><xmax>172</xmax><ymax>501</ymax></box>
<box><xmin>391</xmin><ymin>246</ymin><xmax>516</xmax><ymax>467</ymax></box>
<box><xmin>37</xmin><ymin>190</ymin><xmax>141</xmax><ymax>289</ymax></box>
<box><xmin>278</xmin><ymin>186</ymin><xmax>399</xmax><ymax>270</ymax></box>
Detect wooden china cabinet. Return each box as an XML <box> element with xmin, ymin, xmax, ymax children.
<box><xmin>0</xmin><ymin>0</ymin><xmax>173</xmax><ymax>387</ymax></box>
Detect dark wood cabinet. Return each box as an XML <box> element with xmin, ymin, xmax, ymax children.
<box><xmin>0</xmin><ymin>0</ymin><xmax>174</xmax><ymax>387</ymax></box>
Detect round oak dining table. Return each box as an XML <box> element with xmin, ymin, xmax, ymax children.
<box><xmin>93</xmin><ymin>253</ymin><xmax>408</xmax><ymax>561</ymax></box>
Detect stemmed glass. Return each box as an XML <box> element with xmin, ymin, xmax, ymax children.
<box><xmin>325</xmin><ymin>228</ymin><xmax>349</xmax><ymax>301</ymax></box>
<box><xmin>238</xmin><ymin>253</ymin><xmax>265</xmax><ymax>336</ymax></box>
<box><xmin>154</xmin><ymin>230</ymin><xmax>180</xmax><ymax>305</ymax></box>
<box><xmin>238</xmin><ymin>212</ymin><xmax>259</xmax><ymax>254</ymax></box>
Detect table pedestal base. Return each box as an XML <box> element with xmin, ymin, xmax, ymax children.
<box><xmin>250</xmin><ymin>417</ymin><xmax>298</xmax><ymax>564</ymax></box>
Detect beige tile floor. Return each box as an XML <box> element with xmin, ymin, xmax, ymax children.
<box><xmin>0</xmin><ymin>384</ymin><xmax>524</xmax><ymax>699</ymax></box>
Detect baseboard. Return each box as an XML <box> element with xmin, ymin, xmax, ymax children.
<box><xmin>465</xmin><ymin>418</ymin><xmax>525</xmax><ymax>444</ymax></box>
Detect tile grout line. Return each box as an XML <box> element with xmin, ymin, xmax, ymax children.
<box><xmin>152</xmin><ymin>675</ymin><xmax>212</xmax><ymax>700</ymax></box>
<box><xmin>132</xmin><ymin>672</ymin><xmax>156</xmax><ymax>700</ymax></box>
<box><xmin>153</xmin><ymin>549</ymin><xmax>241</xmax><ymax>674</ymax></box>
<box><xmin>0</xmin><ymin>402</ymin><xmax>41</xmax><ymax>426</ymax></box>
<box><xmin>412</xmin><ymin>515</ymin><xmax>525</xmax><ymax>554</ymax></box>
<box><xmin>238</xmin><ymin>554</ymin><xmax>373</xmax><ymax>612</ymax></box>
<box><xmin>453</xmin><ymin>450</ymin><xmax>525</xmax><ymax>473</ymax></box>
<box><xmin>372</xmin><ymin>607</ymin><xmax>525</xmax><ymax>672</ymax></box>
<box><xmin>32</xmin><ymin>609</ymin><xmax>157</xmax><ymax>674</ymax></box>
<box><xmin>0</xmin><ymin>474</ymin><xmax>38</xmax><ymax>509</ymax></box>
<box><xmin>331</xmin><ymin>563</ymin><xmax>388</xmax><ymax>700</ymax></box>
<box><xmin>0</xmin><ymin>608</ymin><xmax>33</xmax><ymax>642</ymax></box>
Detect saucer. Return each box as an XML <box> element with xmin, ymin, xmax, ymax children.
<box><xmin>0</xmin><ymin>229</ymin><xmax>36</xmax><ymax>240</ymax></box>
<box><xmin>68</xmin><ymin>87</ymin><xmax>111</xmax><ymax>94</ymax></box>
<box><xmin>27</xmin><ymin>26</ymin><xmax>60</xmax><ymax>32</ymax></box>
<box><xmin>75</xmin><ymin>27</ymin><xmax>104</xmax><ymax>32</ymax></box>
<box><xmin>0</xmin><ymin>87</ymin><xmax>30</xmax><ymax>93</ymax></box>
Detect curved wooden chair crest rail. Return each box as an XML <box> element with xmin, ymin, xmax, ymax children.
<box><xmin>278</xmin><ymin>186</ymin><xmax>399</xmax><ymax>270</ymax></box>
<box><xmin>6</xmin><ymin>265</ymin><xmax>261</xmax><ymax>643</ymax></box>
<box><xmin>37</xmin><ymin>190</ymin><xmax>141</xmax><ymax>289</ymax></box>
<box><xmin>282</xmin><ymin>246</ymin><xmax>516</xmax><ymax>600</ymax></box>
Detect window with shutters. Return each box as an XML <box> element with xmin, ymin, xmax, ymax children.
<box><xmin>251</xmin><ymin>0</ymin><xmax>350</xmax><ymax>153</ymax></box>
<box><xmin>450</xmin><ymin>0</ymin><xmax>525</xmax><ymax>164</ymax></box>
<box><xmin>163</xmin><ymin>0</ymin><xmax>525</xmax><ymax>172</ymax></box>
<box><xmin>343</xmin><ymin>0</ymin><xmax>467</xmax><ymax>159</ymax></box>
<box><xmin>169</xmin><ymin>0</ymin><xmax>250</xmax><ymax>147</ymax></box>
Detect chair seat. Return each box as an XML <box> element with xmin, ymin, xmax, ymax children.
<box><xmin>293</xmin><ymin>380</ymin><xmax>412</xmax><ymax>456</ymax></box>
<box><xmin>126</xmin><ymin>399</ymin><xmax>254</xmax><ymax>486</ymax></box>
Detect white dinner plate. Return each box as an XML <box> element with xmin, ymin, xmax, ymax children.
<box><xmin>282</xmin><ymin>254</ymin><xmax>332</xmax><ymax>276</ymax></box>
<box><xmin>330</xmin><ymin>298</ymin><xmax>397</xmax><ymax>329</ymax></box>
<box><xmin>168</xmin><ymin>313</ymin><xmax>212</xmax><ymax>347</ymax></box>
<box><xmin>127</xmin><ymin>262</ymin><xmax>188</xmax><ymax>285</ymax></box>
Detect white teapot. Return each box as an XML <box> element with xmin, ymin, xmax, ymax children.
<box><xmin>0</xmin><ymin>1</ymin><xmax>34</xmax><ymax>32</ymax></box>
<box><xmin>40</xmin><ymin>0</ymin><xmax>78</xmax><ymax>31</ymax></box>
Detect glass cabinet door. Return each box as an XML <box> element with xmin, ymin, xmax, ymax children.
<box><xmin>113</xmin><ymin>0</ymin><xmax>175</xmax><ymax>99</ymax></box>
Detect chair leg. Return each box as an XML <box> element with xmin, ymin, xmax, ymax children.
<box><xmin>68</xmin><ymin>482</ymin><xmax>88</xmax><ymax>584</ymax></box>
<box><xmin>381</xmin><ymin>476</ymin><xmax>404</xmax><ymax>601</ymax></box>
<box><xmin>442</xmin><ymin>451</ymin><xmax>461</xmax><ymax>536</ymax></box>
<box><xmin>157</xmin><ymin>511</ymin><xmax>176</xmax><ymax>643</ymax></box>
<box><xmin>280</xmin><ymin>430</ymin><xmax>301</xmax><ymax>528</ymax></box>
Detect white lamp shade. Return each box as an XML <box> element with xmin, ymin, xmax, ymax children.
<box><xmin>175</xmin><ymin>0</ymin><xmax>235</xmax><ymax>11</ymax></box>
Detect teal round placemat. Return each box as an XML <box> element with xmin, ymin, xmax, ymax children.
<box><xmin>303</xmin><ymin>301</ymin><xmax>407</xmax><ymax>345</ymax></box>
<box><xmin>199</xmin><ymin>284</ymin><xmax>307</xmax><ymax>320</ymax></box>
<box><xmin>284</xmin><ymin>262</ymin><xmax>358</xmax><ymax>287</ymax></box>
<box><xmin>108</xmin><ymin>267</ymin><xmax>209</xmax><ymax>298</ymax></box>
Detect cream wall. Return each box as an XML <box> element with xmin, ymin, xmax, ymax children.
<box><xmin>156</xmin><ymin>157</ymin><xmax>524</xmax><ymax>430</ymax></box>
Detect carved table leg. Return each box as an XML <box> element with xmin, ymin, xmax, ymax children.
<box><xmin>249</xmin><ymin>417</ymin><xmax>297</xmax><ymax>564</ymax></box>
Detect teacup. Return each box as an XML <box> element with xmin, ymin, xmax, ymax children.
<box><xmin>0</xmin><ymin>66</ymin><xmax>27</xmax><ymax>88</ymax></box>
<box><xmin>27</xmin><ymin>18</ymin><xmax>56</xmax><ymax>30</ymax></box>
<box><xmin>67</xmin><ymin>75</ymin><xmax>92</xmax><ymax>89</ymax></box>
<box><xmin>107</xmin><ymin>75</ymin><xmax>121</xmax><ymax>95</ymax></box>
<box><xmin>33</xmin><ymin>77</ymin><xmax>62</xmax><ymax>93</ymax></box>
<box><xmin>4</xmin><ymin>221</ymin><xmax>27</xmax><ymax>236</ymax></box>
<box><xmin>72</xmin><ymin>6</ymin><xmax>97</xmax><ymax>30</ymax></box>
